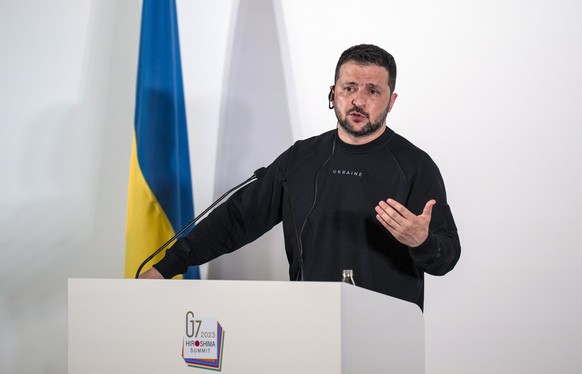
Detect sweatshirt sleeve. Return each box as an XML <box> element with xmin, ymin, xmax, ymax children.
<box><xmin>153</xmin><ymin>150</ymin><xmax>290</xmax><ymax>279</ymax></box>
<box><xmin>409</xmin><ymin>203</ymin><xmax>460</xmax><ymax>275</ymax></box>
<box><xmin>403</xmin><ymin>150</ymin><xmax>461</xmax><ymax>276</ymax></box>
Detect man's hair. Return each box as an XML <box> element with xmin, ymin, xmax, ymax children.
<box><xmin>334</xmin><ymin>44</ymin><xmax>397</xmax><ymax>93</ymax></box>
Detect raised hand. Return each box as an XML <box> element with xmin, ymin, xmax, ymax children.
<box><xmin>375</xmin><ymin>198</ymin><xmax>435</xmax><ymax>248</ymax></box>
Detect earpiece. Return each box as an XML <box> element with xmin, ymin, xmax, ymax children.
<box><xmin>328</xmin><ymin>86</ymin><xmax>335</xmax><ymax>109</ymax></box>
<box><xmin>328</xmin><ymin>90</ymin><xmax>335</xmax><ymax>102</ymax></box>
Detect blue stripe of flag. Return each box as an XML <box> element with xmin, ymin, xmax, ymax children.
<box><xmin>135</xmin><ymin>0</ymin><xmax>199</xmax><ymax>279</ymax></box>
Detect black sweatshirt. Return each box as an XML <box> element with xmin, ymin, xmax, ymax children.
<box><xmin>154</xmin><ymin>127</ymin><xmax>461</xmax><ymax>310</ymax></box>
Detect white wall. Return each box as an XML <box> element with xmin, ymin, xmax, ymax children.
<box><xmin>1</xmin><ymin>0</ymin><xmax>581</xmax><ymax>373</ymax></box>
<box><xmin>0</xmin><ymin>1</ymin><xmax>138</xmax><ymax>372</ymax></box>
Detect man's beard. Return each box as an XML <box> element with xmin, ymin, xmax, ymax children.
<box><xmin>335</xmin><ymin>105</ymin><xmax>389</xmax><ymax>138</ymax></box>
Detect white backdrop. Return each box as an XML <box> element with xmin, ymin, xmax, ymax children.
<box><xmin>1</xmin><ymin>0</ymin><xmax>581</xmax><ymax>373</ymax></box>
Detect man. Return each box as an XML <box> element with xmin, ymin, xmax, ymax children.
<box><xmin>140</xmin><ymin>44</ymin><xmax>460</xmax><ymax>310</ymax></box>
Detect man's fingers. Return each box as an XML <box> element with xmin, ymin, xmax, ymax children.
<box><xmin>385</xmin><ymin>198</ymin><xmax>411</xmax><ymax>218</ymax></box>
<box><xmin>376</xmin><ymin>214</ymin><xmax>398</xmax><ymax>236</ymax></box>
<box><xmin>139</xmin><ymin>267</ymin><xmax>163</xmax><ymax>279</ymax></box>
<box><xmin>376</xmin><ymin>202</ymin><xmax>402</xmax><ymax>228</ymax></box>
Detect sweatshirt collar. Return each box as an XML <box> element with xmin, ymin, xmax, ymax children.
<box><xmin>335</xmin><ymin>126</ymin><xmax>394</xmax><ymax>153</ymax></box>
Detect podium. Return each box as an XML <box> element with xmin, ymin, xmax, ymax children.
<box><xmin>68</xmin><ymin>279</ymin><xmax>424</xmax><ymax>373</ymax></box>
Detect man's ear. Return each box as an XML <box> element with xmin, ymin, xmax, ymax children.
<box><xmin>388</xmin><ymin>92</ymin><xmax>398</xmax><ymax>112</ymax></box>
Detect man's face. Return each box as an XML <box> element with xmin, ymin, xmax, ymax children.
<box><xmin>333</xmin><ymin>61</ymin><xmax>397</xmax><ymax>144</ymax></box>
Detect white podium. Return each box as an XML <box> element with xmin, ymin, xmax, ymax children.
<box><xmin>68</xmin><ymin>279</ymin><xmax>424</xmax><ymax>373</ymax></box>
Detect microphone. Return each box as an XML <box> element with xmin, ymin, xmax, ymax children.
<box><xmin>280</xmin><ymin>176</ymin><xmax>304</xmax><ymax>281</ymax></box>
<box><xmin>135</xmin><ymin>167</ymin><xmax>267</xmax><ymax>279</ymax></box>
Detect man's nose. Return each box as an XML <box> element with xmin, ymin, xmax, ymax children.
<box><xmin>352</xmin><ymin>90</ymin><xmax>366</xmax><ymax>107</ymax></box>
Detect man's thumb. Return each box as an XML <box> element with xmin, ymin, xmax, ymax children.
<box><xmin>423</xmin><ymin>199</ymin><xmax>436</xmax><ymax>218</ymax></box>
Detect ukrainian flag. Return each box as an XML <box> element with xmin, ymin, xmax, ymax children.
<box><xmin>125</xmin><ymin>0</ymin><xmax>199</xmax><ymax>279</ymax></box>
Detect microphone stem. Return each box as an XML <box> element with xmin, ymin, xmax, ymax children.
<box><xmin>135</xmin><ymin>173</ymin><xmax>258</xmax><ymax>279</ymax></box>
